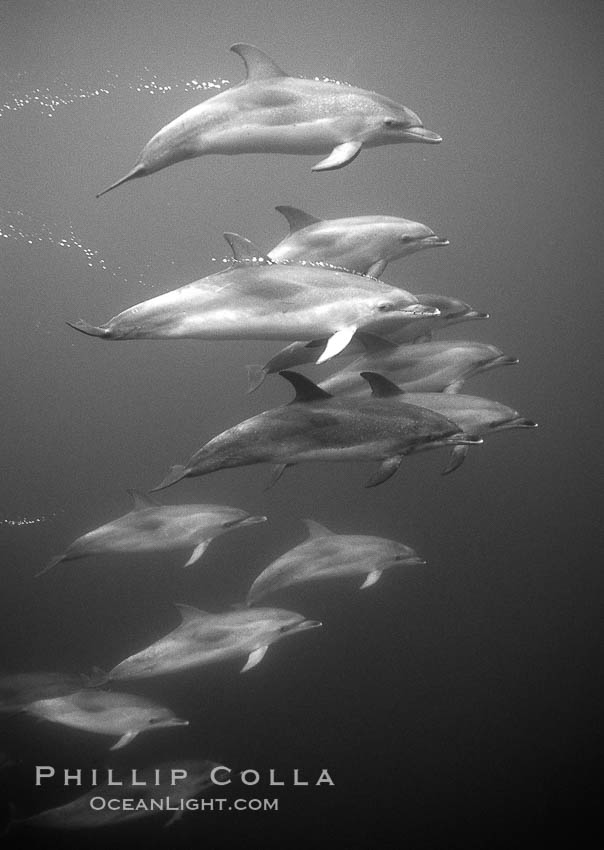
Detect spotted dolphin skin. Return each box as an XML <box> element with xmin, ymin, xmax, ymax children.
<box><xmin>9</xmin><ymin>760</ymin><xmax>220</xmax><ymax>831</ymax></box>
<box><xmin>38</xmin><ymin>489</ymin><xmax>266</xmax><ymax>575</ymax></box>
<box><xmin>319</xmin><ymin>339</ymin><xmax>519</xmax><ymax>397</ymax></box>
<box><xmin>247</xmin><ymin>519</ymin><xmax>425</xmax><ymax>604</ymax></box>
<box><xmin>359</xmin><ymin>372</ymin><xmax>537</xmax><ymax>474</ymax></box>
<box><xmin>67</xmin><ymin>238</ymin><xmax>439</xmax><ymax>364</ymax></box>
<box><xmin>103</xmin><ymin>604</ymin><xmax>322</xmax><ymax>680</ymax></box>
<box><xmin>268</xmin><ymin>206</ymin><xmax>449</xmax><ymax>277</ymax></box>
<box><xmin>152</xmin><ymin>371</ymin><xmax>481</xmax><ymax>491</ymax></box>
<box><xmin>97</xmin><ymin>43</ymin><xmax>441</xmax><ymax>197</ymax></box>
<box><xmin>23</xmin><ymin>689</ymin><xmax>188</xmax><ymax>751</ymax></box>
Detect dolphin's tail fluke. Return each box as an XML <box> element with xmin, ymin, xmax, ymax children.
<box><xmin>34</xmin><ymin>554</ymin><xmax>64</xmax><ymax>578</ymax></box>
<box><xmin>82</xmin><ymin>666</ymin><xmax>110</xmax><ymax>688</ymax></box>
<box><xmin>96</xmin><ymin>163</ymin><xmax>147</xmax><ymax>198</ymax></box>
<box><xmin>66</xmin><ymin>319</ymin><xmax>110</xmax><ymax>338</ymax></box>
<box><xmin>151</xmin><ymin>464</ymin><xmax>188</xmax><ymax>492</ymax></box>
<box><xmin>246</xmin><ymin>364</ymin><xmax>268</xmax><ymax>393</ymax></box>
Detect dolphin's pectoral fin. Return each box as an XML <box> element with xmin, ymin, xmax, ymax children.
<box><xmin>441</xmin><ymin>445</ymin><xmax>469</xmax><ymax>475</ymax></box>
<box><xmin>443</xmin><ymin>380</ymin><xmax>464</xmax><ymax>394</ymax></box>
<box><xmin>316</xmin><ymin>326</ymin><xmax>358</xmax><ymax>364</ymax></box>
<box><xmin>275</xmin><ymin>205</ymin><xmax>322</xmax><ymax>233</ymax></box>
<box><xmin>183</xmin><ymin>540</ymin><xmax>212</xmax><ymax>567</ymax></box>
<box><xmin>223</xmin><ymin>232</ymin><xmax>269</xmax><ymax>263</ymax></box>
<box><xmin>110</xmin><ymin>730</ymin><xmax>139</xmax><ymax>751</ymax></box>
<box><xmin>230</xmin><ymin>43</ymin><xmax>289</xmax><ymax>81</ymax></box>
<box><xmin>365</xmin><ymin>456</ymin><xmax>403</xmax><ymax>488</ymax></box>
<box><xmin>241</xmin><ymin>646</ymin><xmax>268</xmax><ymax>672</ymax></box>
<box><xmin>355</xmin><ymin>332</ymin><xmax>398</xmax><ymax>354</ymax></box>
<box><xmin>360</xmin><ymin>570</ymin><xmax>382</xmax><ymax>589</ymax></box>
<box><xmin>312</xmin><ymin>141</ymin><xmax>363</xmax><ymax>172</ymax></box>
<box><xmin>366</xmin><ymin>260</ymin><xmax>388</xmax><ymax>279</ymax></box>
<box><xmin>303</xmin><ymin>519</ymin><xmax>335</xmax><ymax>539</ymax></box>
<box><xmin>265</xmin><ymin>463</ymin><xmax>291</xmax><ymax>489</ymax></box>
<box><xmin>246</xmin><ymin>364</ymin><xmax>268</xmax><ymax>393</ymax></box>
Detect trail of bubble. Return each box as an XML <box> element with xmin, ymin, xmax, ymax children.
<box><xmin>1</xmin><ymin>512</ymin><xmax>60</xmax><ymax>528</ymax></box>
<box><xmin>0</xmin><ymin>68</ymin><xmax>231</xmax><ymax>119</ymax></box>
<box><xmin>0</xmin><ymin>208</ymin><xmax>155</xmax><ymax>288</ymax></box>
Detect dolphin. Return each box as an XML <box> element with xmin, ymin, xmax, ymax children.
<box><xmin>247</xmin><ymin>519</ymin><xmax>425</xmax><ymax>604</ymax></box>
<box><xmin>359</xmin><ymin>372</ymin><xmax>537</xmax><ymax>473</ymax></box>
<box><xmin>152</xmin><ymin>370</ymin><xmax>481</xmax><ymax>491</ymax></box>
<box><xmin>0</xmin><ymin>672</ymin><xmax>86</xmax><ymax>713</ymax></box>
<box><xmin>245</xmin><ymin>293</ymin><xmax>487</xmax><ymax>391</ymax></box>
<box><xmin>97</xmin><ymin>43</ymin><xmax>441</xmax><ymax>197</ymax></box>
<box><xmin>38</xmin><ymin>489</ymin><xmax>267</xmax><ymax>576</ymax></box>
<box><xmin>268</xmin><ymin>206</ymin><xmax>449</xmax><ymax>277</ymax></box>
<box><xmin>102</xmin><ymin>604</ymin><xmax>322</xmax><ymax>680</ymax></box>
<box><xmin>8</xmin><ymin>760</ymin><xmax>221</xmax><ymax>831</ymax></box>
<box><xmin>319</xmin><ymin>340</ymin><xmax>519</xmax><ymax>397</ymax></box>
<box><xmin>23</xmin><ymin>689</ymin><xmax>189</xmax><ymax>750</ymax></box>
<box><xmin>67</xmin><ymin>237</ymin><xmax>438</xmax><ymax>364</ymax></box>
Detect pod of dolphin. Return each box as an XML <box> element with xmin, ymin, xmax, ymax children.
<box><xmin>3</xmin><ymin>43</ymin><xmax>537</xmax><ymax>830</ymax></box>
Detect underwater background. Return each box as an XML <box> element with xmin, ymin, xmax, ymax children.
<box><xmin>1</xmin><ymin>1</ymin><xmax>602</xmax><ymax>847</ymax></box>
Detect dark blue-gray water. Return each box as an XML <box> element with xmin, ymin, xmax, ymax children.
<box><xmin>1</xmin><ymin>2</ymin><xmax>602</xmax><ymax>848</ymax></box>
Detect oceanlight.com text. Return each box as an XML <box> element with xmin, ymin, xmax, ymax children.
<box><xmin>89</xmin><ymin>796</ymin><xmax>279</xmax><ymax>813</ymax></box>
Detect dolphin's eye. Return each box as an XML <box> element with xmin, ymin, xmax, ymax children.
<box><xmin>401</xmin><ymin>235</ymin><xmax>413</xmax><ymax>243</ymax></box>
<box><xmin>384</xmin><ymin>118</ymin><xmax>404</xmax><ymax>128</ymax></box>
<box><xmin>148</xmin><ymin>717</ymin><xmax>163</xmax><ymax>725</ymax></box>
<box><xmin>377</xmin><ymin>301</ymin><xmax>394</xmax><ymax>312</ymax></box>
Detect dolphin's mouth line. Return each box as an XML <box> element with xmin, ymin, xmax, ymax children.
<box><xmin>403</xmin><ymin>126</ymin><xmax>442</xmax><ymax>144</ymax></box>
<box><xmin>418</xmin><ymin>235</ymin><xmax>449</xmax><ymax>247</ymax></box>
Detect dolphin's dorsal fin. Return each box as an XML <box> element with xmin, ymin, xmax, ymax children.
<box><xmin>360</xmin><ymin>371</ymin><xmax>405</xmax><ymax>397</ymax></box>
<box><xmin>303</xmin><ymin>519</ymin><xmax>335</xmax><ymax>539</ymax></box>
<box><xmin>279</xmin><ymin>370</ymin><xmax>333</xmax><ymax>403</ymax></box>
<box><xmin>355</xmin><ymin>332</ymin><xmax>398</xmax><ymax>354</ymax></box>
<box><xmin>275</xmin><ymin>205</ymin><xmax>322</xmax><ymax>233</ymax></box>
<box><xmin>230</xmin><ymin>44</ymin><xmax>288</xmax><ymax>81</ymax></box>
<box><xmin>174</xmin><ymin>603</ymin><xmax>211</xmax><ymax>624</ymax></box>
<box><xmin>127</xmin><ymin>489</ymin><xmax>160</xmax><ymax>510</ymax></box>
<box><xmin>223</xmin><ymin>232</ymin><xmax>269</xmax><ymax>262</ymax></box>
